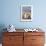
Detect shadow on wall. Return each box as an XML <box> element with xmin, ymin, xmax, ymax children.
<box><xmin>0</xmin><ymin>24</ymin><xmax>7</xmax><ymax>43</ymax></box>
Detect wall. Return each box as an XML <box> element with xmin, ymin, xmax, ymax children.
<box><xmin>0</xmin><ymin>0</ymin><xmax>46</xmax><ymax>44</ymax></box>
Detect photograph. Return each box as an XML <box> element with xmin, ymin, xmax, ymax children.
<box><xmin>21</xmin><ymin>5</ymin><xmax>33</xmax><ymax>21</ymax></box>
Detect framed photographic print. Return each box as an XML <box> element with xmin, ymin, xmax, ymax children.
<box><xmin>21</xmin><ymin>5</ymin><xmax>33</xmax><ymax>21</ymax></box>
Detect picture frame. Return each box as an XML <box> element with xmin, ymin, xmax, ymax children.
<box><xmin>21</xmin><ymin>5</ymin><xmax>33</xmax><ymax>21</ymax></box>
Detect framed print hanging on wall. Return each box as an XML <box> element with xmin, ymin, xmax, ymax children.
<box><xmin>21</xmin><ymin>5</ymin><xmax>33</xmax><ymax>21</ymax></box>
